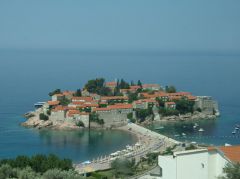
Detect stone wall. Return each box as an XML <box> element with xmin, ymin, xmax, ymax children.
<box><xmin>66</xmin><ymin>115</ymin><xmax>89</xmax><ymax>128</ymax></box>
<box><xmin>96</xmin><ymin>108</ymin><xmax>132</xmax><ymax>127</ymax></box>
<box><xmin>194</xmin><ymin>96</ymin><xmax>219</xmax><ymax>115</ymax></box>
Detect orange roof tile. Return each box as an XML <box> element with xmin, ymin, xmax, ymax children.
<box><xmin>187</xmin><ymin>95</ymin><xmax>197</xmax><ymax>100</ymax></box>
<box><xmin>165</xmin><ymin>102</ymin><xmax>176</xmax><ymax>105</ymax></box>
<box><xmin>101</xmin><ymin>96</ymin><xmax>128</xmax><ymax>100</ymax></box>
<box><xmin>72</xmin><ymin>101</ymin><xmax>85</xmax><ymax>105</ymax></box>
<box><xmin>93</xmin><ymin>104</ymin><xmax>132</xmax><ymax>111</ymax></box>
<box><xmin>142</xmin><ymin>84</ymin><xmax>160</xmax><ymax>88</ymax></box>
<box><xmin>62</xmin><ymin>91</ymin><xmax>75</xmax><ymax>96</ymax></box>
<box><xmin>105</xmin><ymin>81</ymin><xmax>117</xmax><ymax>87</ymax></box>
<box><xmin>52</xmin><ymin>105</ymin><xmax>66</xmax><ymax>112</ymax></box>
<box><xmin>130</xmin><ymin>85</ymin><xmax>141</xmax><ymax>90</ymax></box>
<box><xmin>48</xmin><ymin>101</ymin><xmax>60</xmax><ymax>106</ymax></box>
<box><xmin>54</xmin><ymin>94</ymin><xmax>64</xmax><ymax>97</ymax></box>
<box><xmin>208</xmin><ymin>146</ymin><xmax>240</xmax><ymax>163</ymax></box>
<box><xmin>72</xmin><ymin>96</ymin><xmax>93</xmax><ymax>102</ymax></box>
<box><xmin>67</xmin><ymin>110</ymin><xmax>89</xmax><ymax>117</ymax></box>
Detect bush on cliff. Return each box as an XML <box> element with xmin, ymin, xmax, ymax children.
<box><xmin>76</xmin><ymin>121</ymin><xmax>85</xmax><ymax>127</ymax></box>
<box><xmin>39</xmin><ymin>113</ymin><xmax>49</xmax><ymax>121</ymax></box>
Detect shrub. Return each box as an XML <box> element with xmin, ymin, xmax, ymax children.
<box><xmin>39</xmin><ymin>113</ymin><xmax>49</xmax><ymax>121</ymax></box>
<box><xmin>0</xmin><ymin>154</ymin><xmax>73</xmax><ymax>174</ymax></box>
<box><xmin>76</xmin><ymin>121</ymin><xmax>85</xmax><ymax>127</ymax></box>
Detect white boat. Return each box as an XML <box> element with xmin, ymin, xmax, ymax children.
<box><xmin>182</xmin><ymin>133</ymin><xmax>186</xmax><ymax>136</ymax></box>
<box><xmin>232</xmin><ymin>130</ymin><xmax>236</xmax><ymax>134</ymax></box>
<box><xmin>199</xmin><ymin>128</ymin><xmax>204</xmax><ymax>132</ymax></box>
<box><xmin>155</xmin><ymin>126</ymin><xmax>164</xmax><ymax>130</ymax></box>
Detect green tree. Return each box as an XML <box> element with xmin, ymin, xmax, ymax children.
<box><xmin>111</xmin><ymin>158</ymin><xmax>135</xmax><ymax>177</ymax></box>
<box><xmin>136</xmin><ymin>108</ymin><xmax>152</xmax><ymax>122</ymax></box>
<box><xmin>175</xmin><ymin>97</ymin><xmax>194</xmax><ymax>114</ymax></box>
<box><xmin>119</xmin><ymin>79</ymin><xmax>130</xmax><ymax>89</ymax></box>
<box><xmin>76</xmin><ymin>121</ymin><xmax>84</xmax><ymax>127</ymax></box>
<box><xmin>137</xmin><ymin>80</ymin><xmax>142</xmax><ymax>88</ymax></box>
<box><xmin>130</xmin><ymin>80</ymin><xmax>135</xmax><ymax>86</ymax></box>
<box><xmin>128</xmin><ymin>92</ymin><xmax>138</xmax><ymax>103</ymax></box>
<box><xmin>49</xmin><ymin>89</ymin><xmax>61</xmax><ymax>96</ymax></box>
<box><xmin>17</xmin><ymin>166</ymin><xmax>39</xmax><ymax>179</ymax></box>
<box><xmin>219</xmin><ymin>163</ymin><xmax>240</xmax><ymax>179</ymax></box>
<box><xmin>39</xmin><ymin>113</ymin><xmax>49</xmax><ymax>121</ymax></box>
<box><xmin>74</xmin><ymin>89</ymin><xmax>82</xmax><ymax>97</ymax></box>
<box><xmin>59</xmin><ymin>98</ymin><xmax>71</xmax><ymax>106</ymax></box>
<box><xmin>0</xmin><ymin>164</ymin><xmax>17</xmax><ymax>179</ymax></box>
<box><xmin>84</xmin><ymin>78</ymin><xmax>113</xmax><ymax>96</ymax></box>
<box><xmin>165</xmin><ymin>86</ymin><xmax>176</xmax><ymax>93</ymax></box>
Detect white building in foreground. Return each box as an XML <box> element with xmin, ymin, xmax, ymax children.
<box><xmin>139</xmin><ymin>145</ymin><xmax>240</xmax><ymax>179</ymax></box>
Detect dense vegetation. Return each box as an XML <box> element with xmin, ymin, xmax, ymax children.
<box><xmin>59</xmin><ymin>97</ymin><xmax>71</xmax><ymax>106</ymax></box>
<box><xmin>89</xmin><ymin>112</ymin><xmax>104</xmax><ymax>125</ymax></box>
<box><xmin>0</xmin><ymin>154</ymin><xmax>84</xmax><ymax>179</ymax></box>
<box><xmin>74</xmin><ymin>89</ymin><xmax>82</xmax><ymax>97</ymax></box>
<box><xmin>219</xmin><ymin>163</ymin><xmax>240</xmax><ymax>179</ymax></box>
<box><xmin>175</xmin><ymin>98</ymin><xmax>194</xmax><ymax>114</ymax></box>
<box><xmin>159</xmin><ymin>108</ymin><xmax>179</xmax><ymax>116</ymax></box>
<box><xmin>165</xmin><ymin>85</ymin><xmax>176</xmax><ymax>93</ymax></box>
<box><xmin>84</xmin><ymin>78</ymin><xmax>113</xmax><ymax>96</ymax></box>
<box><xmin>157</xmin><ymin>97</ymin><xmax>195</xmax><ymax>116</ymax></box>
<box><xmin>0</xmin><ymin>154</ymin><xmax>72</xmax><ymax>173</ymax></box>
<box><xmin>39</xmin><ymin>113</ymin><xmax>49</xmax><ymax>121</ymax></box>
<box><xmin>111</xmin><ymin>158</ymin><xmax>135</xmax><ymax>177</ymax></box>
<box><xmin>76</xmin><ymin>121</ymin><xmax>85</xmax><ymax>127</ymax></box>
<box><xmin>128</xmin><ymin>92</ymin><xmax>139</xmax><ymax>103</ymax></box>
<box><xmin>135</xmin><ymin>107</ymin><xmax>153</xmax><ymax>122</ymax></box>
<box><xmin>48</xmin><ymin>89</ymin><xmax>61</xmax><ymax>96</ymax></box>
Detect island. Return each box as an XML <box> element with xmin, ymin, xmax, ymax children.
<box><xmin>21</xmin><ymin>78</ymin><xmax>221</xmax><ymax>175</ymax></box>
<box><xmin>22</xmin><ymin>78</ymin><xmax>220</xmax><ymax>130</ymax></box>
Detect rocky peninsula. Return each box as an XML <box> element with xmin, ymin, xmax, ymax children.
<box><xmin>22</xmin><ymin>78</ymin><xmax>220</xmax><ymax>130</ymax></box>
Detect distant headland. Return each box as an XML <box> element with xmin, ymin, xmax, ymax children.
<box><xmin>22</xmin><ymin>78</ymin><xmax>220</xmax><ymax>130</ymax></box>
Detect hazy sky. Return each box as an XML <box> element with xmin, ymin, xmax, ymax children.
<box><xmin>1</xmin><ymin>0</ymin><xmax>240</xmax><ymax>52</ymax></box>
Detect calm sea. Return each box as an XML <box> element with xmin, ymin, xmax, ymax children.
<box><xmin>0</xmin><ymin>49</ymin><xmax>239</xmax><ymax>161</ymax></box>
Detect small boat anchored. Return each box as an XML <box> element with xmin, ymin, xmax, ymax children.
<box><xmin>198</xmin><ymin>128</ymin><xmax>204</xmax><ymax>132</ymax></box>
<box><xmin>154</xmin><ymin>126</ymin><xmax>164</xmax><ymax>130</ymax></box>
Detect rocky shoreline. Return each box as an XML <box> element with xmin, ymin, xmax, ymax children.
<box><xmin>160</xmin><ymin>111</ymin><xmax>217</xmax><ymax>121</ymax></box>
<box><xmin>22</xmin><ymin>110</ymin><xmax>217</xmax><ymax>131</ymax></box>
<box><xmin>141</xmin><ymin>111</ymin><xmax>218</xmax><ymax>125</ymax></box>
<box><xmin>22</xmin><ymin>110</ymin><xmax>83</xmax><ymax>130</ymax></box>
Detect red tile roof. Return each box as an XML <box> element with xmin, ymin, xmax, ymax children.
<box><xmin>130</xmin><ymin>85</ymin><xmax>141</xmax><ymax>90</ymax></box>
<box><xmin>67</xmin><ymin>110</ymin><xmax>89</xmax><ymax>117</ymax></box>
<box><xmin>165</xmin><ymin>102</ymin><xmax>176</xmax><ymax>105</ymax></box>
<box><xmin>62</xmin><ymin>91</ymin><xmax>75</xmax><ymax>96</ymax></box>
<box><xmin>208</xmin><ymin>146</ymin><xmax>240</xmax><ymax>163</ymax></box>
<box><xmin>142</xmin><ymin>84</ymin><xmax>160</xmax><ymax>88</ymax></box>
<box><xmin>72</xmin><ymin>97</ymin><xmax>93</xmax><ymax>102</ymax></box>
<box><xmin>52</xmin><ymin>105</ymin><xmax>66</xmax><ymax>112</ymax></box>
<box><xmin>93</xmin><ymin>104</ymin><xmax>132</xmax><ymax>111</ymax></box>
<box><xmin>105</xmin><ymin>81</ymin><xmax>117</xmax><ymax>87</ymax></box>
<box><xmin>48</xmin><ymin>101</ymin><xmax>60</xmax><ymax>106</ymax></box>
<box><xmin>101</xmin><ymin>96</ymin><xmax>128</xmax><ymax>100</ymax></box>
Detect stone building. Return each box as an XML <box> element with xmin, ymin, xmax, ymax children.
<box><xmin>93</xmin><ymin>104</ymin><xmax>133</xmax><ymax>127</ymax></box>
<box><xmin>194</xmin><ymin>96</ymin><xmax>219</xmax><ymax>115</ymax></box>
<box><xmin>51</xmin><ymin>94</ymin><xmax>64</xmax><ymax>101</ymax></box>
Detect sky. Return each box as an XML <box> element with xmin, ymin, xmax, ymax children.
<box><xmin>0</xmin><ymin>0</ymin><xmax>240</xmax><ymax>52</ymax></box>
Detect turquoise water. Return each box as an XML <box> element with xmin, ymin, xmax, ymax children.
<box><xmin>0</xmin><ymin>49</ymin><xmax>240</xmax><ymax>160</ymax></box>
<box><xmin>148</xmin><ymin>107</ymin><xmax>240</xmax><ymax>146</ymax></box>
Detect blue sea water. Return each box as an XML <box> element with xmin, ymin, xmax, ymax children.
<box><xmin>0</xmin><ymin>49</ymin><xmax>240</xmax><ymax>161</ymax></box>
